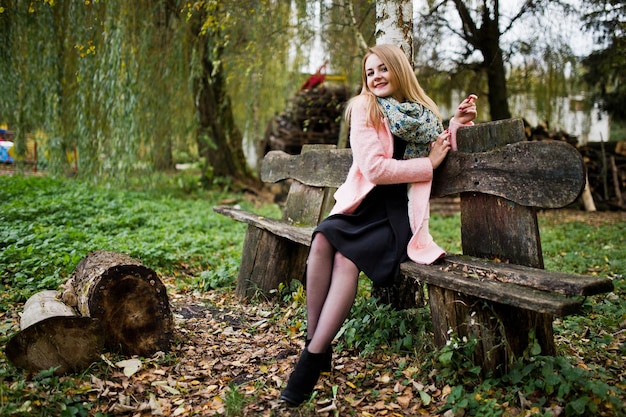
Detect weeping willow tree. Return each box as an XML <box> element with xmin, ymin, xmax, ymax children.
<box><xmin>506</xmin><ymin>41</ymin><xmax>581</xmax><ymax>129</ymax></box>
<box><xmin>0</xmin><ymin>0</ymin><xmax>312</xmax><ymax>185</ymax></box>
<box><xmin>225</xmin><ymin>2</ymin><xmax>306</xmax><ymax>169</ymax></box>
<box><xmin>0</xmin><ymin>1</ymin><xmax>194</xmax><ymax>181</ymax></box>
<box><xmin>0</xmin><ymin>1</ymin><xmax>68</xmax><ymax>171</ymax></box>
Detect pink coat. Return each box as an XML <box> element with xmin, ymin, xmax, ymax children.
<box><xmin>330</xmin><ymin>95</ymin><xmax>466</xmax><ymax>265</ymax></box>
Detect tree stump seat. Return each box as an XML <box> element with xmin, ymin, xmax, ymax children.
<box><xmin>214</xmin><ymin>119</ymin><xmax>614</xmax><ymax>373</ymax></box>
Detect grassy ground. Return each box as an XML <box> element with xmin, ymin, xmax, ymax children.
<box><xmin>0</xmin><ymin>173</ymin><xmax>624</xmax><ymax>416</ymax></box>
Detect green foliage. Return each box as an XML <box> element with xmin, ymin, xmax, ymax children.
<box><xmin>581</xmin><ymin>0</ymin><xmax>626</xmax><ymax>122</ymax></box>
<box><xmin>0</xmin><ymin>366</ymin><xmax>106</xmax><ymax>417</ymax></box>
<box><xmin>0</xmin><ymin>175</ymin><xmax>247</xmax><ymax>311</ymax></box>
<box><xmin>437</xmin><ymin>339</ymin><xmax>624</xmax><ymax>417</ymax></box>
<box><xmin>223</xmin><ymin>383</ymin><xmax>246</xmax><ymax>417</ymax></box>
<box><xmin>336</xmin><ymin>296</ymin><xmax>433</xmax><ymax>356</ymax></box>
<box><xmin>539</xmin><ymin>214</ymin><xmax>626</xmax><ymax>276</ymax></box>
<box><xmin>435</xmin><ymin>334</ymin><xmax>482</xmax><ymax>386</ymax></box>
<box><xmin>429</xmin><ymin>212</ymin><xmax>462</xmax><ymax>254</ymax></box>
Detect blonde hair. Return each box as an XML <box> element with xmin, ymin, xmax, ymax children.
<box><xmin>345</xmin><ymin>44</ymin><xmax>442</xmax><ymax>128</ymax></box>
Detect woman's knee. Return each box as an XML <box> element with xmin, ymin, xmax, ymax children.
<box><xmin>333</xmin><ymin>252</ymin><xmax>359</xmax><ymax>276</ymax></box>
<box><xmin>309</xmin><ymin>233</ymin><xmax>334</xmax><ymax>258</ymax></box>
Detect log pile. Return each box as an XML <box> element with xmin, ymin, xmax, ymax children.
<box><xmin>6</xmin><ymin>251</ymin><xmax>173</xmax><ymax>374</ymax></box>
<box><xmin>5</xmin><ymin>291</ymin><xmax>104</xmax><ymax>375</ymax></box>
<box><xmin>263</xmin><ymin>85</ymin><xmax>350</xmax><ymax>155</ymax></box>
<box><xmin>578</xmin><ymin>141</ymin><xmax>626</xmax><ymax>210</ymax></box>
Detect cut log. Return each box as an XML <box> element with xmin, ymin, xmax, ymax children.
<box><xmin>66</xmin><ymin>250</ymin><xmax>173</xmax><ymax>356</ymax></box>
<box><xmin>6</xmin><ymin>290</ymin><xmax>104</xmax><ymax>374</ymax></box>
<box><xmin>20</xmin><ymin>289</ymin><xmax>76</xmax><ymax>330</ymax></box>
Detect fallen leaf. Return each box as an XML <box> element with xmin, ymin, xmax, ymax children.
<box><xmin>115</xmin><ymin>358</ymin><xmax>142</xmax><ymax>377</ymax></box>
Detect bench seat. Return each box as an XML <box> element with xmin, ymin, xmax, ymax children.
<box><xmin>213</xmin><ymin>205</ymin><xmax>613</xmax><ymax>317</ymax></box>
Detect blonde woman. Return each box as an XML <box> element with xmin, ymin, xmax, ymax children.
<box><xmin>280</xmin><ymin>44</ymin><xmax>477</xmax><ymax>406</ymax></box>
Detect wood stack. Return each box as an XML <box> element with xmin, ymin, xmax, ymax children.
<box><xmin>264</xmin><ymin>85</ymin><xmax>350</xmax><ymax>155</ymax></box>
<box><xmin>578</xmin><ymin>141</ymin><xmax>625</xmax><ymax>210</ymax></box>
<box><xmin>6</xmin><ymin>251</ymin><xmax>173</xmax><ymax>374</ymax></box>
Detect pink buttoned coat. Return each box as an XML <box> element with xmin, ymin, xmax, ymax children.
<box><xmin>330</xmin><ymin>95</ymin><xmax>469</xmax><ymax>265</ymax></box>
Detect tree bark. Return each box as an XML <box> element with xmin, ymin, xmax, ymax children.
<box><xmin>375</xmin><ymin>0</ymin><xmax>414</xmax><ymax>57</ymax></box>
<box><xmin>451</xmin><ymin>0</ymin><xmax>512</xmax><ymax>121</ymax></box>
<box><xmin>65</xmin><ymin>250</ymin><xmax>174</xmax><ymax>357</ymax></box>
<box><xmin>189</xmin><ymin>9</ymin><xmax>253</xmax><ymax>186</ymax></box>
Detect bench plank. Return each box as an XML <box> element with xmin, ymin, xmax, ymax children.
<box><xmin>213</xmin><ymin>206</ymin><xmax>314</xmax><ymax>246</ymax></box>
<box><xmin>261</xmin><ymin>148</ymin><xmax>352</xmax><ymax>187</ymax></box>
<box><xmin>442</xmin><ymin>255</ymin><xmax>614</xmax><ymax>296</ymax></box>
<box><xmin>214</xmin><ymin>207</ymin><xmax>614</xmax><ymax>303</ymax></box>
<box><xmin>400</xmin><ymin>261</ymin><xmax>583</xmax><ymax>316</ymax></box>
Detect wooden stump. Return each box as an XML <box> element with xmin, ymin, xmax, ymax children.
<box><xmin>65</xmin><ymin>250</ymin><xmax>173</xmax><ymax>356</ymax></box>
<box><xmin>6</xmin><ymin>290</ymin><xmax>104</xmax><ymax>374</ymax></box>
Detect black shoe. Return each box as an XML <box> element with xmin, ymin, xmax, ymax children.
<box><xmin>305</xmin><ymin>339</ymin><xmax>332</xmax><ymax>373</ymax></box>
<box><xmin>280</xmin><ymin>348</ymin><xmax>325</xmax><ymax>406</ymax></box>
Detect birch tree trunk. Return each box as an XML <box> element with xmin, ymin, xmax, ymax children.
<box><xmin>375</xmin><ymin>0</ymin><xmax>414</xmax><ymax>59</ymax></box>
<box><xmin>371</xmin><ymin>0</ymin><xmax>426</xmax><ymax>309</ymax></box>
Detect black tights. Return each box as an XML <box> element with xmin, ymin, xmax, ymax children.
<box><xmin>305</xmin><ymin>233</ymin><xmax>359</xmax><ymax>354</ymax></box>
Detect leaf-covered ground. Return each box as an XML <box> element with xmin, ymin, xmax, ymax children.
<box><xmin>4</xmin><ymin>248</ymin><xmax>625</xmax><ymax>416</ymax></box>
<box><xmin>4</xmin><ymin>281</ymin><xmax>464</xmax><ymax>416</ymax></box>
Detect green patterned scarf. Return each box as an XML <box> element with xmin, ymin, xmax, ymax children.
<box><xmin>377</xmin><ymin>97</ymin><xmax>443</xmax><ymax>159</ymax></box>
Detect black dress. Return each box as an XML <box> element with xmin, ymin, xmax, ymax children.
<box><xmin>313</xmin><ymin>137</ymin><xmax>412</xmax><ymax>287</ymax></box>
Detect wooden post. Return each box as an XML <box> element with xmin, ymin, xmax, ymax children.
<box><xmin>235</xmin><ymin>226</ymin><xmax>310</xmax><ymax>298</ymax></box>
<box><xmin>235</xmin><ymin>145</ymin><xmax>340</xmax><ymax>299</ymax></box>
<box><xmin>428</xmin><ymin>119</ymin><xmax>558</xmax><ymax>374</ymax></box>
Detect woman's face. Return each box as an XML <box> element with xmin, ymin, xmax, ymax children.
<box><xmin>365</xmin><ymin>54</ymin><xmax>399</xmax><ymax>100</ymax></box>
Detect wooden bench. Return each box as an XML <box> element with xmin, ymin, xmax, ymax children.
<box><xmin>214</xmin><ymin>119</ymin><xmax>614</xmax><ymax>373</ymax></box>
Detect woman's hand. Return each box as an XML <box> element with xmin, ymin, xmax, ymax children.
<box><xmin>452</xmin><ymin>94</ymin><xmax>478</xmax><ymax>124</ymax></box>
<box><xmin>428</xmin><ymin>130</ymin><xmax>452</xmax><ymax>169</ymax></box>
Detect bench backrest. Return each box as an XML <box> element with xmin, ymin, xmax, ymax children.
<box><xmin>261</xmin><ymin>144</ymin><xmax>352</xmax><ymax>226</ymax></box>
<box><xmin>260</xmin><ymin>119</ymin><xmax>585</xmax><ymax>258</ymax></box>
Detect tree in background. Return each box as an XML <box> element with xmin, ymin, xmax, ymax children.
<box><xmin>0</xmin><ymin>1</ymin><xmax>194</xmax><ymax>179</ymax></box>
<box><xmin>581</xmin><ymin>0</ymin><xmax>626</xmax><ymax>123</ymax></box>
<box><xmin>415</xmin><ymin>0</ymin><xmax>577</xmax><ymax>121</ymax></box>
<box><xmin>185</xmin><ymin>0</ymin><xmax>311</xmax><ymax>183</ymax></box>
<box><xmin>0</xmin><ymin>0</ymin><xmax>309</xmax><ymax>185</ymax></box>
<box><xmin>186</xmin><ymin>2</ymin><xmax>250</xmax><ymax>185</ymax></box>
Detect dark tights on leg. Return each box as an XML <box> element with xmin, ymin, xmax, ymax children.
<box><xmin>280</xmin><ymin>233</ymin><xmax>359</xmax><ymax>405</ymax></box>
<box><xmin>305</xmin><ymin>233</ymin><xmax>359</xmax><ymax>354</ymax></box>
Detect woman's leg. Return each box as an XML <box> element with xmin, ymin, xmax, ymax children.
<box><xmin>304</xmin><ymin>233</ymin><xmax>335</xmax><ymax>340</ymax></box>
<box><xmin>281</xmin><ymin>245</ymin><xmax>359</xmax><ymax>406</ymax></box>
<box><xmin>307</xmin><ymin>251</ymin><xmax>359</xmax><ymax>354</ymax></box>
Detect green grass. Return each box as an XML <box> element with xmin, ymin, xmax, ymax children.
<box><xmin>0</xmin><ymin>175</ymin><xmax>280</xmax><ymax>310</ymax></box>
<box><xmin>0</xmin><ymin>174</ymin><xmax>624</xmax><ymax>416</ymax></box>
